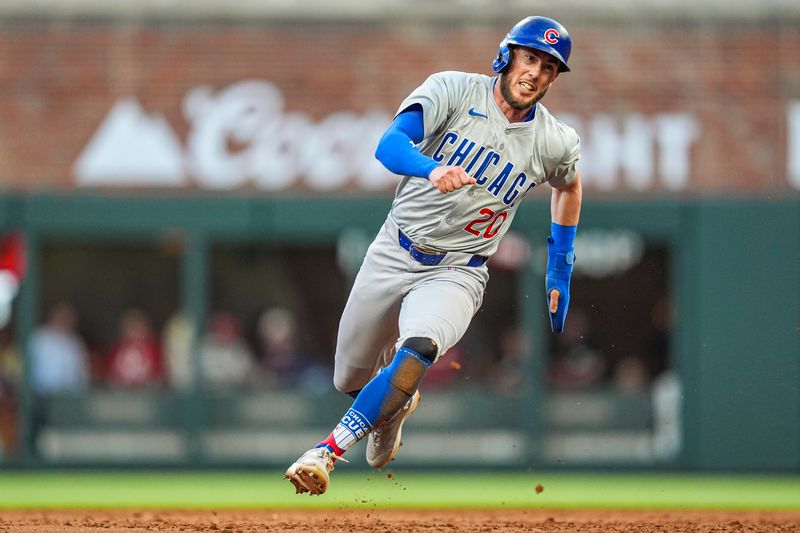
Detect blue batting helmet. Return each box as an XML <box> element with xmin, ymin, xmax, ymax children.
<box><xmin>492</xmin><ymin>16</ymin><xmax>572</xmax><ymax>73</ymax></box>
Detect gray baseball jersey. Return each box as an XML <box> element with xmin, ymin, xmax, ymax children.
<box><xmin>333</xmin><ymin>70</ymin><xmax>580</xmax><ymax>392</ymax></box>
<box><xmin>391</xmin><ymin>70</ymin><xmax>580</xmax><ymax>255</ymax></box>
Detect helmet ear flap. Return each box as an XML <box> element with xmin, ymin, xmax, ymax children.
<box><xmin>492</xmin><ymin>42</ymin><xmax>511</xmax><ymax>73</ymax></box>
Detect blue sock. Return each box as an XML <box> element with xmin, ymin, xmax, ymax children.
<box><xmin>318</xmin><ymin>347</ymin><xmax>431</xmax><ymax>455</ymax></box>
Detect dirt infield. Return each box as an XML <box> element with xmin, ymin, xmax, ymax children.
<box><xmin>0</xmin><ymin>509</ymin><xmax>798</xmax><ymax>532</ymax></box>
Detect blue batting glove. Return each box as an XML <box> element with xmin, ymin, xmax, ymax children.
<box><xmin>545</xmin><ymin>223</ymin><xmax>577</xmax><ymax>334</ymax></box>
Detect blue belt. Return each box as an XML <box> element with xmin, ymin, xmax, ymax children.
<box><xmin>397</xmin><ymin>229</ymin><xmax>488</xmax><ymax>268</ymax></box>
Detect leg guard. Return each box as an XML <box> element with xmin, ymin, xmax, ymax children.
<box><xmin>401</xmin><ymin>337</ymin><xmax>438</xmax><ymax>364</ymax></box>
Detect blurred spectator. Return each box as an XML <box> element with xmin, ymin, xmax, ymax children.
<box><xmin>548</xmin><ymin>308</ymin><xmax>609</xmax><ymax>391</ymax></box>
<box><xmin>163</xmin><ymin>311</ymin><xmax>194</xmax><ymax>391</ymax></box>
<box><xmin>200</xmin><ymin>311</ymin><xmax>256</xmax><ymax>389</ymax></box>
<box><xmin>0</xmin><ymin>231</ymin><xmax>26</xmax><ymax>329</ymax></box>
<box><xmin>0</xmin><ymin>230</ymin><xmax>22</xmax><ymax>396</ymax></box>
<box><xmin>105</xmin><ymin>308</ymin><xmax>165</xmax><ymax>389</ymax></box>
<box><xmin>0</xmin><ymin>328</ymin><xmax>21</xmax><ymax>390</ymax></box>
<box><xmin>257</xmin><ymin>307</ymin><xmax>328</xmax><ymax>390</ymax></box>
<box><xmin>0</xmin><ymin>328</ymin><xmax>21</xmax><ymax>456</ymax></box>
<box><xmin>29</xmin><ymin>302</ymin><xmax>91</xmax><ymax>395</ymax></box>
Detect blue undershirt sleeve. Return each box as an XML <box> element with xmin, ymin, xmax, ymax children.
<box><xmin>374</xmin><ymin>105</ymin><xmax>441</xmax><ymax>179</ymax></box>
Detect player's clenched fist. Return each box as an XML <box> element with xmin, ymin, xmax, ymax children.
<box><xmin>428</xmin><ymin>166</ymin><xmax>476</xmax><ymax>193</ymax></box>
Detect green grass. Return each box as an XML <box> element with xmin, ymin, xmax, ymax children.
<box><xmin>0</xmin><ymin>471</ymin><xmax>797</xmax><ymax>510</ymax></box>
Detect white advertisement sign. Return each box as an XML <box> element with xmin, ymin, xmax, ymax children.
<box><xmin>75</xmin><ymin>79</ymin><xmax>712</xmax><ymax>193</ymax></box>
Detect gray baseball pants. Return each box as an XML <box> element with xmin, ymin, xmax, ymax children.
<box><xmin>332</xmin><ymin>216</ymin><xmax>489</xmax><ymax>393</ymax></box>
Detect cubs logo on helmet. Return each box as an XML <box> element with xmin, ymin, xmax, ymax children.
<box><xmin>544</xmin><ymin>28</ymin><xmax>560</xmax><ymax>44</ymax></box>
<box><xmin>492</xmin><ymin>16</ymin><xmax>572</xmax><ymax>73</ymax></box>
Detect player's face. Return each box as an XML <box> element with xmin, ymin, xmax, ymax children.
<box><xmin>500</xmin><ymin>47</ymin><xmax>560</xmax><ymax>110</ymax></box>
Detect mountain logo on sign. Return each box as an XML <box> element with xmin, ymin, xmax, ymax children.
<box><xmin>73</xmin><ymin>98</ymin><xmax>186</xmax><ymax>187</ymax></box>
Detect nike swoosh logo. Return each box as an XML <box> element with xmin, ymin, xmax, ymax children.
<box><xmin>468</xmin><ymin>108</ymin><xmax>488</xmax><ymax>118</ymax></box>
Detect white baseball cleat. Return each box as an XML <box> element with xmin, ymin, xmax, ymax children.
<box><xmin>366</xmin><ymin>390</ymin><xmax>421</xmax><ymax>469</ymax></box>
<box><xmin>285</xmin><ymin>447</ymin><xmax>342</xmax><ymax>495</ymax></box>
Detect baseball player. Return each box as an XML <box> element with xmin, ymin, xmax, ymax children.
<box><xmin>286</xmin><ymin>15</ymin><xmax>582</xmax><ymax>495</ymax></box>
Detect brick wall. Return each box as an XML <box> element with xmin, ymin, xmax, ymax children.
<box><xmin>0</xmin><ymin>19</ymin><xmax>798</xmax><ymax>195</ymax></box>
